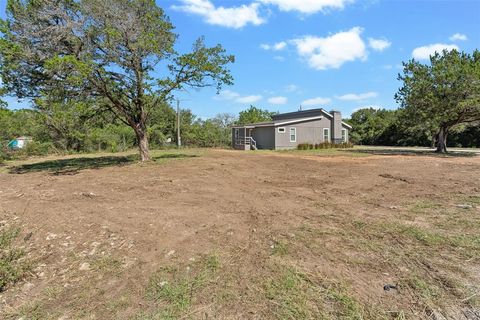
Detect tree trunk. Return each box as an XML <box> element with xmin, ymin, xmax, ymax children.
<box><xmin>431</xmin><ymin>132</ymin><xmax>438</xmax><ymax>149</ymax></box>
<box><xmin>135</xmin><ymin>127</ymin><xmax>151</xmax><ymax>162</ymax></box>
<box><xmin>435</xmin><ymin>126</ymin><xmax>448</xmax><ymax>153</ymax></box>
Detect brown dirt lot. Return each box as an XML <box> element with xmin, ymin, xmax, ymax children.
<box><xmin>1</xmin><ymin>148</ymin><xmax>479</xmax><ymax>319</ymax></box>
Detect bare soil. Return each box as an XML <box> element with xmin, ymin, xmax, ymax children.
<box><xmin>0</xmin><ymin>148</ymin><xmax>479</xmax><ymax>319</ymax></box>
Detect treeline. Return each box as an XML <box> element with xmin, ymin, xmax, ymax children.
<box><xmin>0</xmin><ymin>102</ymin><xmax>236</xmax><ymax>158</ymax></box>
<box><xmin>347</xmin><ymin>107</ymin><xmax>480</xmax><ymax>147</ymax></box>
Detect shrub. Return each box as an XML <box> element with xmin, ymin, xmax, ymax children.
<box><xmin>0</xmin><ymin>149</ymin><xmax>7</xmax><ymax>164</ymax></box>
<box><xmin>18</xmin><ymin>141</ymin><xmax>56</xmax><ymax>157</ymax></box>
<box><xmin>297</xmin><ymin>143</ymin><xmax>310</xmax><ymax>150</ymax></box>
<box><xmin>297</xmin><ymin>142</ymin><xmax>354</xmax><ymax>150</ymax></box>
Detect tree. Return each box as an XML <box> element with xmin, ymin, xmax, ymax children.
<box><xmin>348</xmin><ymin>108</ymin><xmax>398</xmax><ymax>145</ymax></box>
<box><xmin>395</xmin><ymin>49</ymin><xmax>480</xmax><ymax>153</ymax></box>
<box><xmin>0</xmin><ymin>0</ymin><xmax>234</xmax><ymax>161</ymax></box>
<box><xmin>236</xmin><ymin>105</ymin><xmax>276</xmax><ymax>125</ymax></box>
<box><xmin>34</xmin><ymin>92</ymin><xmax>103</xmax><ymax>151</ymax></box>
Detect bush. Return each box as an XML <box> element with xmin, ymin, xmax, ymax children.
<box><xmin>297</xmin><ymin>143</ymin><xmax>310</xmax><ymax>150</ymax></box>
<box><xmin>0</xmin><ymin>148</ymin><xmax>7</xmax><ymax>164</ymax></box>
<box><xmin>19</xmin><ymin>141</ymin><xmax>56</xmax><ymax>156</ymax></box>
<box><xmin>297</xmin><ymin>142</ymin><xmax>354</xmax><ymax>150</ymax></box>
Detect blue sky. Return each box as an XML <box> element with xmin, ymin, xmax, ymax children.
<box><xmin>1</xmin><ymin>0</ymin><xmax>479</xmax><ymax>118</ymax></box>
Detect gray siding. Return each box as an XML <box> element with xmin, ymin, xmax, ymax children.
<box><xmin>341</xmin><ymin>123</ymin><xmax>350</xmax><ymax>142</ymax></box>
<box><xmin>232</xmin><ymin>109</ymin><xmax>350</xmax><ymax>150</ymax></box>
<box><xmin>252</xmin><ymin>127</ymin><xmax>275</xmax><ymax>149</ymax></box>
<box><xmin>275</xmin><ymin>117</ymin><xmax>333</xmax><ymax>149</ymax></box>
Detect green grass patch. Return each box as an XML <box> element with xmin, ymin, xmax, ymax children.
<box><xmin>465</xmin><ymin>195</ymin><xmax>480</xmax><ymax>205</ymax></box>
<box><xmin>399</xmin><ymin>275</ymin><xmax>443</xmax><ymax>308</ymax></box>
<box><xmin>91</xmin><ymin>255</ymin><xmax>122</xmax><ymax>271</ymax></box>
<box><xmin>0</xmin><ymin>226</ymin><xmax>31</xmax><ymax>292</ymax></box>
<box><xmin>264</xmin><ymin>264</ymin><xmax>366</xmax><ymax>320</ymax></box>
<box><xmin>271</xmin><ymin>240</ymin><xmax>289</xmax><ymax>256</ymax></box>
<box><xmin>145</xmin><ymin>254</ymin><xmax>220</xmax><ymax>319</ymax></box>
<box><xmin>409</xmin><ymin>200</ymin><xmax>441</xmax><ymax>214</ymax></box>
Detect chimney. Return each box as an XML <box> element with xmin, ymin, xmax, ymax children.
<box><xmin>331</xmin><ymin>110</ymin><xmax>342</xmax><ymax>144</ymax></box>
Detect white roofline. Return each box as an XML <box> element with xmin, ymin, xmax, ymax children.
<box><xmin>232</xmin><ymin>115</ymin><xmax>353</xmax><ymax>129</ymax></box>
<box><xmin>245</xmin><ymin>116</ymin><xmax>325</xmax><ymax>127</ymax></box>
<box><xmin>342</xmin><ymin>122</ymin><xmax>352</xmax><ymax>129</ymax></box>
<box><xmin>273</xmin><ymin>116</ymin><xmax>324</xmax><ymax>127</ymax></box>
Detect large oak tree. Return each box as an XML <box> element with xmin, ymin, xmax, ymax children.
<box><xmin>0</xmin><ymin>0</ymin><xmax>234</xmax><ymax>161</ymax></box>
<box><xmin>395</xmin><ymin>49</ymin><xmax>480</xmax><ymax>153</ymax></box>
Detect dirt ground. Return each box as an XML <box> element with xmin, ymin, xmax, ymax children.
<box><xmin>0</xmin><ymin>148</ymin><xmax>479</xmax><ymax>319</ymax></box>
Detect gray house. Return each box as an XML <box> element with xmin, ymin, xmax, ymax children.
<box><xmin>232</xmin><ymin>108</ymin><xmax>352</xmax><ymax>150</ymax></box>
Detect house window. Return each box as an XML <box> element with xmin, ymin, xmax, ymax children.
<box><xmin>278</xmin><ymin>127</ymin><xmax>285</xmax><ymax>133</ymax></box>
<box><xmin>342</xmin><ymin>129</ymin><xmax>348</xmax><ymax>142</ymax></box>
<box><xmin>323</xmin><ymin>128</ymin><xmax>330</xmax><ymax>142</ymax></box>
<box><xmin>290</xmin><ymin>128</ymin><xmax>296</xmax><ymax>142</ymax></box>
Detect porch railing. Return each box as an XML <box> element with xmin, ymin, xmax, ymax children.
<box><xmin>235</xmin><ymin>136</ymin><xmax>257</xmax><ymax>149</ymax></box>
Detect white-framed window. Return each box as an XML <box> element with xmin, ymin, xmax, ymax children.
<box><xmin>323</xmin><ymin>128</ymin><xmax>330</xmax><ymax>142</ymax></box>
<box><xmin>234</xmin><ymin>128</ymin><xmax>239</xmax><ymax>139</ymax></box>
<box><xmin>341</xmin><ymin>129</ymin><xmax>348</xmax><ymax>142</ymax></box>
<box><xmin>278</xmin><ymin>127</ymin><xmax>286</xmax><ymax>133</ymax></box>
<box><xmin>290</xmin><ymin>127</ymin><xmax>296</xmax><ymax>142</ymax></box>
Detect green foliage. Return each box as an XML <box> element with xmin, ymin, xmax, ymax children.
<box><xmin>347</xmin><ymin>107</ymin><xmax>480</xmax><ymax>147</ymax></box>
<box><xmin>182</xmin><ymin>113</ymin><xmax>235</xmax><ymax>147</ymax></box>
<box><xmin>396</xmin><ymin>49</ymin><xmax>480</xmax><ymax>152</ymax></box>
<box><xmin>348</xmin><ymin>108</ymin><xmax>403</xmax><ymax>145</ymax></box>
<box><xmin>236</xmin><ymin>105</ymin><xmax>276</xmax><ymax>125</ymax></box>
<box><xmin>0</xmin><ymin>0</ymin><xmax>234</xmax><ymax>161</ymax></box>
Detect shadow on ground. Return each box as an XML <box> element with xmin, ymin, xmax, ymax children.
<box><xmin>346</xmin><ymin>148</ymin><xmax>477</xmax><ymax>158</ymax></box>
<box><xmin>9</xmin><ymin>153</ymin><xmax>197</xmax><ymax>175</ymax></box>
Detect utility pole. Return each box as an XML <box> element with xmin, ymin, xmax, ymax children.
<box><xmin>176</xmin><ymin>99</ymin><xmax>181</xmax><ymax>147</ymax></box>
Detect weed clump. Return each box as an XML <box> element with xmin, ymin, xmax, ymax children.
<box><xmin>0</xmin><ymin>226</ymin><xmax>31</xmax><ymax>292</ymax></box>
<box><xmin>146</xmin><ymin>254</ymin><xmax>220</xmax><ymax>318</ymax></box>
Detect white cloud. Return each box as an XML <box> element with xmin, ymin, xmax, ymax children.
<box><xmin>261</xmin><ymin>41</ymin><xmax>287</xmax><ymax>51</ymax></box>
<box><xmin>215</xmin><ymin>90</ymin><xmax>262</xmax><ymax>104</ymax></box>
<box><xmin>259</xmin><ymin>0</ymin><xmax>353</xmax><ymax>14</ymax></box>
<box><xmin>291</xmin><ymin>27</ymin><xmax>367</xmax><ymax>70</ymax></box>
<box><xmin>268</xmin><ymin>96</ymin><xmax>288</xmax><ymax>104</ymax></box>
<box><xmin>236</xmin><ymin>95</ymin><xmax>263</xmax><ymax>104</ymax></box>
<box><xmin>215</xmin><ymin>89</ymin><xmax>240</xmax><ymax>100</ymax></box>
<box><xmin>337</xmin><ymin>91</ymin><xmax>378</xmax><ymax>101</ymax></box>
<box><xmin>273</xmin><ymin>55</ymin><xmax>285</xmax><ymax>61</ymax></box>
<box><xmin>302</xmin><ymin>96</ymin><xmax>331</xmax><ymax>106</ymax></box>
<box><xmin>352</xmin><ymin>105</ymin><xmax>382</xmax><ymax>113</ymax></box>
<box><xmin>171</xmin><ymin>0</ymin><xmax>265</xmax><ymax>29</ymax></box>
<box><xmin>412</xmin><ymin>43</ymin><xmax>459</xmax><ymax>60</ymax></box>
<box><xmin>368</xmin><ymin>37</ymin><xmax>391</xmax><ymax>51</ymax></box>
<box><xmin>285</xmin><ymin>84</ymin><xmax>299</xmax><ymax>92</ymax></box>
<box><xmin>449</xmin><ymin>33</ymin><xmax>467</xmax><ymax>41</ymax></box>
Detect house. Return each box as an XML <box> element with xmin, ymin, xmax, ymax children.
<box><xmin>232</xmin><ymin>108</ymin><xmax>352</xmax><ymax>150</ymax></box>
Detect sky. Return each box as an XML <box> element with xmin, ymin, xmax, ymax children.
<box><xmin>1</xmin><ymin>0</ymin><xmax>479</xmax><ymax>118</ymax></box>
